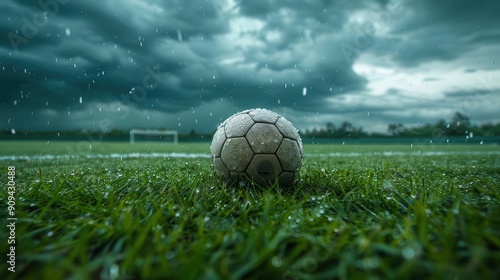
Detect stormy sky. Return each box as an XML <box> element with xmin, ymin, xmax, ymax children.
<box><xmin>1</xmin><ymin>0</ymin><xmax>499</xmax><ymax>134</ymax></box>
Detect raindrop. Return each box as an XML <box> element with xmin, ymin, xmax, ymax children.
<box><xmin>79</xmin><ymin>96</ymin><xmax>82</xmax><ymax>104</ymax></box>
<box><xmin>302</xmin><ymin>87</ymin><xmax>307</xmax><ymax>96</ymax></box>
<box><xmin>65</xmin><ymin>28</ymin><xmax>71</xmax><ymax>36</ymax></box>
<box><xmin>11</xmin><ymin>129</ymin><xmax>16</xmax><ymax>135</ymax></box>
<box><xmin>177</xmin><ymin>29</ymin><xmax>183</xmax><ymax>42</ymax></box>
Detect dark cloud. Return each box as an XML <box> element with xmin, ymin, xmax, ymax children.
<box><xmin>367</xmin><ymin>0</ymin><xmax>500</xmax><ymax>67</ymax></box>
<box><xmin>422</xmin><ymin>77</ymin><xmax>440</xmax><ymax>82</ymax></box>
<box><xmin>1</xmin><ymin>0</ymin><xmax>499</xmax><ymax>134</ymax></box>
<box><xmin>444</xmin><ymin>89</ymin><xmax>492</xmax><ymax>98</ymax></box>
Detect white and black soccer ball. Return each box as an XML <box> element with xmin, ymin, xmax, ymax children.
<box><xmin>210</xmin><ymin>108</ymin><xmax>303</xmax><ymax>187</ymax></box>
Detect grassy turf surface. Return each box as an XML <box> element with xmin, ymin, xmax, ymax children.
<box><xmin>1</xmin><ymin>141</ymin><xmax>499</xmax><ymax>279</ymax></box>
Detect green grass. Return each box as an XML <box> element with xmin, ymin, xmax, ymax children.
<box><xmin>1</xmin><ymin>140</ymin><xmax>499</xmax><ymax>279</ymax></box>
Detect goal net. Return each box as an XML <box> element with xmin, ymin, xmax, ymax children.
<box><xmin>129</xmin><ymin>129</ymin><xmax>178</xmax><ymax>144</ymax></box>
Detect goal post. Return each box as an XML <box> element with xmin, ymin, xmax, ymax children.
<box><xmin>130</xmin><ymin>129</ymin><xmax>178</xmax><ymax>144</ymax></box>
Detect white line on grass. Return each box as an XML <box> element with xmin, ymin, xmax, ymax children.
<box><xmin>0</xmin><ymin>153</ymin><xmax>212</xmax><ymax>161</ymax></box>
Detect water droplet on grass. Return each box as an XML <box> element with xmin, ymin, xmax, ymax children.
<box><xmin>271</xmin><ymin>256</ymin><xmax>282</xmax><ymax>267</ymax></box>
<box><xmin>109</xmin><ymin>264</ymin><xmax>119</xmax><ymax>279</ymax></box>
<box><xmin>402</xmin><ymin>247</ymin><xmax>416</xmax><ymax>259</ymax></box>
<box><xmin>165</xmin><ymin>251</ymin><xmax>175</xmax><ymax>260</ymax></box>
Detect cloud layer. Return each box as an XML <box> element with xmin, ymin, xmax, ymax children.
<box><xmin>1</xmin><ymin>0</ymin><xmax>499</xmax><ymax>134</ymax></box>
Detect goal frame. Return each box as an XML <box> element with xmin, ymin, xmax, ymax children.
<box><xmin>129</xmin><ymin>129</ymin><xmax>178</xmax><ymax>144</ymax></box>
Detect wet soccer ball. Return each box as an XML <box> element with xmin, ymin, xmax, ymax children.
<box><xmin>210</xmin><ymin>108</ymin><xmax>303</xmax><ymax>187</ymax></box>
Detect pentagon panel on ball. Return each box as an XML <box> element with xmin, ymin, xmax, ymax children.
<box><xmin>210</xmin><ymin>108</ymin><xmax>303</xmax><ymax>187</ymax></box>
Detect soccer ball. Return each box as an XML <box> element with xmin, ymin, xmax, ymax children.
<box><xmin>210</xmin><ymin>108</ymin><xmax>303</xmax><ymax>187</ymax></box>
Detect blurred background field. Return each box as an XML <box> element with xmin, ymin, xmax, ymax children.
<box><xmin>0</xmin><ymin>139</ymin><xmax>499</xmax><ymax>157</ymax></box>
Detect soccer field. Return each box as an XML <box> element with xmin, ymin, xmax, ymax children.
<box><xmin>1</xmin><ymin>140</ymin><xmax>499</xmax><ymax>279</ymax></box>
